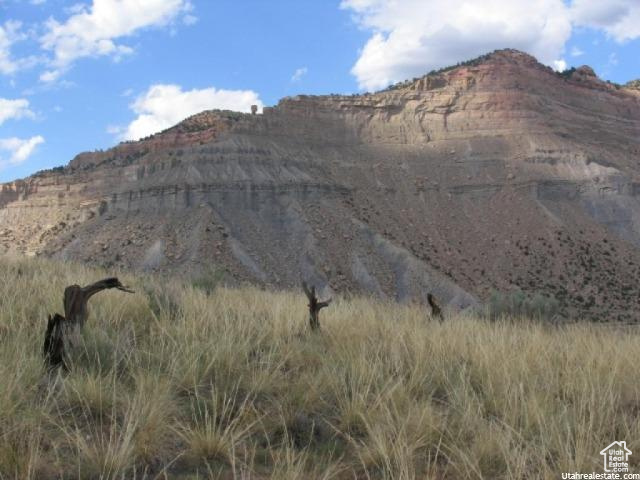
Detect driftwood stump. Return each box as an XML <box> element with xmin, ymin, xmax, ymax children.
<box><xmin>427</xmin><ymin>293</ymin><xmax>443</xmax><ymax>322</ymax></box>
<box><xmin>43</xmin><ymin>277</ymin><xmax>134</xmax><ymax>370</ymax></box>
<box><xmin>302</xmin><ymin>281</ymin><xmax>331</xmax><ymax>331</ymax></box>
<box><xmin>63</xmin><ymin>278</ymin><xmax>134</xmax><ymax>330</ymax></box>
<box><xmin>44</xmin><ymin>314</ymin><xmax>67</xmax><ymax>371</ymax></box>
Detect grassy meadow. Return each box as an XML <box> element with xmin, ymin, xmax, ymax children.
<box><xmin>0</xmin><ymin>256</ymin><xmax>639</xmax><ymax>479</ymax></box>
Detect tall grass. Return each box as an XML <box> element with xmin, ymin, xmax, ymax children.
<box><xmin>0</xmin><ymin>256</ymin><xmax>639</xmax><ymax>478</ymax></box>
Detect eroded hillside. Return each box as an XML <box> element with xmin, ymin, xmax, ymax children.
<box><xmin>2</xmin><ymin>49</ymin><xmax>640</xmax><ymax>320</ymax></box>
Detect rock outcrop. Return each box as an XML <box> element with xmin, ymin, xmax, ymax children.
<box><xmin>2</xmin><ymin>49</ymin><xmax>640</xmax><ymax>320</ymax></box>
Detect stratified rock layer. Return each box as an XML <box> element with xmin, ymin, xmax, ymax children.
<box><xmin>2</xmin><ymin>49</ymin><xmax>640</xmax><ymax>320</ymax></box>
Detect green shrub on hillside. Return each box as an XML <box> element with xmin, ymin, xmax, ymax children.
<box><xmin>487</xmin><ymin>289</ymin><xmax>560</xmax><ymax>321</ymax></box>
<box><xmin>191</xmin><ymin>265</ymin><xmax>225</xmax><ymax>295</ymax></box>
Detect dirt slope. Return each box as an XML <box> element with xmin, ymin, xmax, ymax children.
<box><xmin>2</xmin><ymin>49</ymin><xmax>640</xmax><ymax>320</ymax></box>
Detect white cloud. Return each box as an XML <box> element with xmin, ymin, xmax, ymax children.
<box><xmin>571</xmin><ymin>46</ymin><xmax>585</xmax><ymax>56</ymax></box>
<box><xmin>0</xmin><ymin>20</ymin><xmax>33</xmax><ymax>75</ymax></box>
<box><xmin>39</xmin><ymin>0</ymin><xmax>195</xmax><ymax>81</ymax></box>
<box><xmin>39</xmin><ymin>69</ymin><xmax>62</xmax><ymax>83</ymax></box>
<box><xmin>120</xmin><ymin>84</ymin><xmax>263</xmax><ymax>141</ymax></box>
<box><xmin>106</xmin><ymin>124</ymin><xmax>123</xmax><ymax>136</ymax></box>
<box><xmin>342</xmin><ymin>0</ymin><xmax>640</xmax><ymax>90</ymax></box>
<box><xmin>183</xmin><ymin>14</ymin><xmax>198</xmax><ymax>26</ymax></box>
<box><xmin>0</xmin><ymin>135</ymin><xmax>44</xmax><ymax>168</ymax></box>
<box><xmin>0</xmin><ymin>21</ymin><xmax>21</xmax><ymax>75</ymax></box>
<box><xmin>341</xmin><ymin>0</ymin><xmax>573</xmax><ymax>90</ymax></box>
<box><xmin>570</xmin><ymin>0</ymin><xmax>640</xmax><ymax>42</ymax></box>
<box><xmin>291</xmin><ymin>67</ymin><xmax>308</xmax><ymax>82</ymax></box>
<box><xmin>0</xmin><ymin>97</ymin><xmax>35</xmax><ymax>125</ymax></box>
<box><xmin>553</xmin><ymin>59</ymin><xmax>568</xmax><ymax>71</ymax></box>
<box><xmin>20</xmin><ymin>77</ymin><xmax>75</xmax><ymax>96</ymax></box>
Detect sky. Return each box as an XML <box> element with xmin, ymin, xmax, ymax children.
<box><xmin>0</xmin><ymin>0</ymin><xmax>639</xmax><ymax>182</ymax></box>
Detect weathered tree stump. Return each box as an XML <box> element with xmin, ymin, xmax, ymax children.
<box><xmin>43</xmin><ymin>277</ymin><xmax>134</xmax><ymax>370</ymax></box>
<box><xmin>43</xmin><ymin>314</ymin><xmax>67</xmax><ymax>371</ymax></box>
<box><xmin>427</xmin><ymin>293</ymin><xmax>443</xmax><ymax>322</ymax></box>
<box><xmin>63</xmin><ymin>277</ymin><xmax>134</xmax><ymax>330</ymax></box>
<box><xmin>302</xmin><ymin>281</ymin><xmax>331</xmax><ymax>331</ymax></box>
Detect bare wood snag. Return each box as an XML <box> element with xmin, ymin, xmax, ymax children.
<box><xmin>302</xmin><ymin>281</ymin><xmax>331</xmax><ymax>331</ymax></box>
<box><xmin>43</xmin><ymin>277</ymin><xmax>134</xmax><ymax>370</ymax></box>
<box><xmin>427</xmin><ymin>293</ymin><xmax>443</xmax><ymax>322</ymax></box>
<box><xmin>43</xmin><ymin>314</ymin><xmax>67</xmax><ymax>371</ymax></box>
<box><xmin>63</xmin><ymin>277</ymin><xmax>134</xmax><ymax>329</ymax></box>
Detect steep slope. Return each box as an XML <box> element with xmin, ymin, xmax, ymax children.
<box><xmin>2</xmin><ymin>49</ymin><xmax>640</xmax><ymax>320</ymax></box>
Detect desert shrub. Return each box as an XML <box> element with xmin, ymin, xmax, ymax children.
<box><xmin>486</xmin><ymin>289</ymin><xmax>560</xmax><ymax>321</ymax></box>
<box><xmin>557</xmin><ymin>67</ymin><xmax>577</xmax><ymax>79</ymax></box>
<box><xmin>191</xmin><ymin>266</ymin><xmax>225</xmax><ymax>295</ymax></box>
<box><xmin>142</xmin><ymin>279</ymin><xmax>182</xmax><ymax>319</ymax></box>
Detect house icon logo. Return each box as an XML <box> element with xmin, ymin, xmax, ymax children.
<box><xmin>600</xmin><ymin>441</ymin><xmax>632</xmax><ymax>473</ymax></box>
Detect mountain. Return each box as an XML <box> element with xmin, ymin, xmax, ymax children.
<box><xmin>2</xmin><ymin>49</ymin><xmax>640</xmax><ymax>320</ymax></box>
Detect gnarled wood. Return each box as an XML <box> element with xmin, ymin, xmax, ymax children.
<box><xmin>43</xmin><ymin>314</ymin><xmax>67</xmax><ymax>371</ymax></box>
<box><xmin>427</xmin><ymin>293</ymin><xmax>443</xmax><ymax>322</ymax></box>
<box><xmin>43</xmin><ymin>277</ymin><xmax>134</xmax><ymax>370</ymax></box>
<box><xmin>302</xmin><ymin>281</ymin><xmax>331</xmax><ymax>331</ymax></box>
<box><xmin>64</xmin><ymin>277</ymin><xmax>134</xmax><ymax>329</ymax></box>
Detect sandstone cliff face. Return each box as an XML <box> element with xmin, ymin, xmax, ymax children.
<box><xmin>2</xmin><ymin>49</ymin><xmax>640</xmax><ymax>320</ymax></box>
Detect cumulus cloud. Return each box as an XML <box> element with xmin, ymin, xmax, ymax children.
<box><xmin>0</xmin><ymin>136</ymin><xmax>44</xmax><ymax>168</ymax></box>
<box><xmin>0</xmin><ymin>21</ymin><xmax>22</xmax><ymax>75</ymax></box>
<box><xmin>39</xmin><ymin>69</ymin><xmax>62</xmax><ymax>83</ymax></box>
<box><xmin>39</xmin><ymin>0</ymin><xmax>195</xmax><ymax>81</ymax></box>
<box><xmin>0</xmin><ymin>20</ymin><xmax>37</xmax><ymax>75</ymax></box>
<box><xmin>291</xmin><ymin>67</ymin><xmax>308</xmax><ymax>82</ymax></box>
<box><xmin>183</xmin><ymin>14</ymin><xmax>198</xmax><ymax>26</ymax></box>
<box><xmin>571</xmin><ymin>46</ymin><xmax>585</xmax><ymax>56</ymax></box>
<box><xmin>120</xmin><ymin>84</ymin><xmax>263</xmax><ymax>141</ymax></box>
<box><xmin>570</xmin><ymin>0</ymin><xmax>640</xmax><ymax>42</ymax></box>
<box><xmin>342</xmin><ymin>0</ymin><xmax>573</xmax><ymax>90</ymax></box>
<box><xmin>342</xmin><ymin>0</ymin><xmax>640</xmax><ymax>91</ymax></box>
<box><xmin>0</xmin><ymin>98</ymin><xmax>35</xmax><ymax>125</ymax></box>
<box><xmin>553</xmin><ymin>59</ymin><xmax>568</xmax><ymax>71</ymax></box>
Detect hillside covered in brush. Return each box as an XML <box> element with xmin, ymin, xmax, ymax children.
<box><xmin>2</xmin><ymin>49</ymin><xmax>640</xmax><ymax>321</ymax></box>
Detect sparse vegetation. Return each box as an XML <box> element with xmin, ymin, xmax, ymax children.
<box><xmin>557</xmin><ymin>67</ymin><xmax>577</xmax><ymax>79</ymax></box>
<box><xmin>626</xmin><ymin>79</ymin><xmax>640</xmax><ymax>89</ymax></box>
<box><xmin>381</xmin><ymin>50</ymin><xmax>502</xmax><ymax>92</ymax></box>
<box><xmin>191</xmin><ymin>265</ymin><xmax>225</xmax><ymax>295</ymax></box>
<box><xmin>1</xmin><ymin>256</ymin><xmax>639</xmax><ymax>478</ymax></box>
<box><xmin>32</xmin><ymin>165</ymin><xmax>65</xmax><ymax>178</ymax></box>
<box><xmin>486</xmin><ymin>289</ymin><xmax>560</xmax><ymax>321</ymax></box>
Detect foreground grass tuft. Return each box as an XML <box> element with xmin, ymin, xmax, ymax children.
<box><xmin>0</xmin><ymin>256</ymin><xmax>639</xmax><ymax>478</ymax></box>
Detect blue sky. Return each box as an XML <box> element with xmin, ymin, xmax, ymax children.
<box><xmin>0</xmin><ymin>0</ymin><xmax>639</xmax><ymax>182</ymax></box>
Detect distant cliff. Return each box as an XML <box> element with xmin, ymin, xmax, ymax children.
<box><xmin>2</xmin><ymin>49</ymin><xmax>640</xmax><ymax>320</ymax></box>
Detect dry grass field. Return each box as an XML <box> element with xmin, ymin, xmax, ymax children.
<box><xmin>1</xmin><ymin>256</ymin><xmax>639</xmax><ymax>479</ymax></box>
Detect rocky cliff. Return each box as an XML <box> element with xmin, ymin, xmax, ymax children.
<box><xmin>2</xmin><ymin>49</ymin><xmax>640</xmax><ymax>320</ymax></box>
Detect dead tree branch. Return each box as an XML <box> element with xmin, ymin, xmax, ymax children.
<box><xmin>64</xmin><ymin>277</ymin><xmax>134</xmax><ymax>329</ymax></box>
<box><xmin>43</xmin><ymin>277</ymin><xmax>134</xmax><ymax>370</ymax></box>
<box><xmin>427</xmin><ymin>293</ymin><xmax>443</xmax><ymax>322</ymax></box>
<box><xmin>302</xmin><ymin>281</ymin><xmax>331</xmax><ymax>331</ymax></box>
